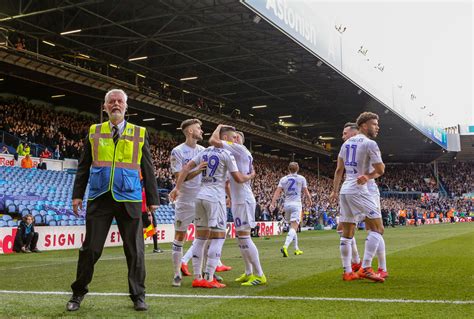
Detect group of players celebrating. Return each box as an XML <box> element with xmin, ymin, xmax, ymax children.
<box><xmin>168</xmin><ymin>110</ymin><xmax>387</xmax><ymax>288</ymax></box>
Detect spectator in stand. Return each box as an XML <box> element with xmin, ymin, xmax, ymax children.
<box><xmin>13</xmin><ymin>214</ymin><xmax>41</xmax><ymax>253</ymax></box>
<box><xmin>40</xmin><ymin>148</ymin><xmax>52</xmax><ymax>159</ymax></box>
<box><xmin>53</xmin><ymin>144</ymin><xmax>61</xmax><ymax>160</ymax></box>
<box><xmin>1</xmin><ymin>145</ymin><xmax>9</xmax><ymax>154</ymax></box>
<box><xmin>23</xmin><ymin>143</ymin><xmax>31</xmax><ymax>156</ymax></box>
<box><xmin>21</xmin><ymin>154</ymin><xmax>33</xmax><ymax>169</ymax></box>
<box><xmin>37</xmin><ymin>157</ymin><xmax>47</xmax><ymax>170</ymax></box>
<box><xmin>16</xmin><ymin>141</ymin><xmax>26</xmax><ymax>156</ymax></box>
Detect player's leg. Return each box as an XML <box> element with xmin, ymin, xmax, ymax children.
<box><xmin>191</xmin><ymin>200</ymin><xmax>211</xmax><ymax>287</ymax></box>
<box><xmin>338</xmin><ymin>194</ymin><xmax>359</xmax><ymax>281</ymax></box>
<box><xmin>203</xmin><ymin>200</ymin><xmax>227</xmax><ymax>288</ymax></box>
<box><xmin>171</xmin><ymin>201</ymin><xmax>194</xmax><ymax>286</ymax></box>
<box><xmin>236</xmin><ymin>201</ymin><xmax>266</xmax><ymax>286</ymax></box>
<box><xmin>354</xmin><ymin>194</ymin><xmax>384</xmax><ymax>282</ymax></box>
<box><xmin>292</xmin><ymin>220</ymin><xmax>303</xmax><ymax>255</ymax></box>
<box><xmin>372</xmin><ymin>194</ymin><xmax>387</xmax><ymax>277</ymax></box>
<box><xmin>233</xmin><ymin>203</ymin><xmax>253</xmax><ymax>279</ymax></box>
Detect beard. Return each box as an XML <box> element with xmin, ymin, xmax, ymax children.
<box><xmin>193</xmin><ymin>132</ymin><xmax>203</xmax><ymax>141</ymax></box>
<box><xmin>108</xmin><ymin>111</ymin><xmax>124</xmax><ymax>122</ymax></box>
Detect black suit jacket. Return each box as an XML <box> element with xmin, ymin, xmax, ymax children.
<box><xmin>72</xmin><ymin>123</ymin><xmax>159</xmax><ymax>218</ymax></box>
<box><xmin>37</xmin><ymin>162</ymin><xmax>47</xmax><ymax>170</ymax></box>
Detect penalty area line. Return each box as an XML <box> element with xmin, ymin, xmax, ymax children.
<box><xmin>0</xmin><ymin>290</ymin><xmax>472</xmax><ymax>305</ymax></box>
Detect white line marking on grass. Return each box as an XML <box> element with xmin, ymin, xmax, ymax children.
<box><xmin>0</xmin><ymin>290</ymin><xmax>472</xmax><ymax>305</ymax></box>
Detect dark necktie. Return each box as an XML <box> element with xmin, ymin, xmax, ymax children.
<box><xmin>112</xmin><ymin>126</ymin><xmax>119</xmax><ymax>144</ymax></box>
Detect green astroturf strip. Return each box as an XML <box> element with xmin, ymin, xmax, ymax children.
<box><xmin>0</xmin><ymin>223</ymin><xmax>473</xmax><ymax>318</ymax></box>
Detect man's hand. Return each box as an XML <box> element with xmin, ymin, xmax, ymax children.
<box><xmin>226</xmin><ymin>197</ymin><xmax>231</xmax><ymax>208</ymax></box>
<box><xmin>72</xmin><ymin>198</ymin><xmax>83</xmax><ymax>216</ymax></box>
<box><xmin>357</xmin><ymin>175</ymin><xmax>369</xmax><ymax>185</ymax></box>
<box><xmin>249</xmin><ymin>168</ymin><xmax>256</xmax><ymax>179</ymax></box>
<box><xmin>169</xmin><ymin>188</ymin><xmax>179</xmax><ymax>202</ymax></box>
<box><xmin>329</xmin><ymin>191</ymin><xmax>338</xmax><ymax>202</ymax></box>
<box><xmin>147</xmin><ymin>205</ymin><xmax>158</xmax><ymax>213</ymax></box>
<box><xmin>196</xmin><ymin>161</ymin><xmax>207</xmax><ymax>172</ymax></box>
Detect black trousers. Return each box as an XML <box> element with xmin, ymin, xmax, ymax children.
<box><xmin>71</xmin><ymin>192</ymin><xmax>145</xmax><ymax>301</ymax></box>
<box><xmin>142</xmin><ymin>211</ymin><xmax>158</xmax><ymax>249</ymax></box>
<box><xmin>14</xmin><ymin>232</ymin><xmax>39</xmax><ymax>252</ymax></box>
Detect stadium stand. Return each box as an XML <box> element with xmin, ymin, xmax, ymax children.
<box><xmin>0</xmin><ymin>98</ymin><xmax>472</xmax><ymax>227</ymax></box>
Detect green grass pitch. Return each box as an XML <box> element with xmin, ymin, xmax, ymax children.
<box><xmin>1</xmin><ymin>223</ymin><xmax>473</xmax><ymax>318</ymax></box>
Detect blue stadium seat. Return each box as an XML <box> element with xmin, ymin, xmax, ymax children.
<box><xmin>34</xmin><ymin>215</ymin><xmax>43</xmax><ymax>224</ymax></box>
<box><xmin>48</xmin><ymin>220</ymin><xmax>57</xmax><ymax>226</ymax></box>
<box><xmin>2</xmin><ymin>215</ymin><xmax>13</xmax><ymax>221</ymax></box>
<box><xmin>7</xmin><ymin>220</ymin><xmax>16</xmax><ymax>227</ymax></box>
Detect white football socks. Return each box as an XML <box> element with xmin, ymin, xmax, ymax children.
<box><xmin>204</xmin><ymin>238</ymin><xmax>225</xmax><ymax>281</ymax></box>
<box><xmin>191</xmin><ymin>238</ymin><xmax>207</xmax><ymax>280</ymax></box>
<box><xmin>238</xmin><ymin>236</ymin><xmax>253</xmax><ymax>275</ymax></box>
<box><xmin>351</xmin><ymin>237</ymin><xmax>361</xmax><ymax>264</ymax></box>
<box><xmin>181</xmin><ymin>241</ymin><xmax>194</xmax><ymax>264</ymax></box>
<box><xmin>172</xmin><ymin>239</ymin><xmax>184</xmax><ymax>277</ymax></box>
<box><xmin>340</xmin><ymin>237</ymin><xmax>353</xmax><ymax>273</ymax></box>
<box><xmin>284</xmin><ymin>228</ymin><xmax>296</xmax><ymax>248</ymax></box>
<box><xmin>362</xmin><ymin>231</ymin><xmax>382</xmax><ymax>268</ymax></box>
<box><xmin>376</xmin><ymin>235</ymin><xmax>387</xmax><ymax>271</ymax></box>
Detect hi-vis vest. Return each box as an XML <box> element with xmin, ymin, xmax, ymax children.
<box><xmin>87</xmin><ymin>121</ymin><xmax>145</xmax><ymax>202</ymax></box>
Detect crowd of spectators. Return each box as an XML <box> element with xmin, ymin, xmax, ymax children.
<box><xmin>438</xmin><ymin>162</ymin><xmax>473</xmax><ymax>197</ymax></box>
<box><xmin>377</xmin><ymin>163</ymin><xmax>438</xmax><ymax>193</ymax></box>
<box><xmin>1</xmin><ymin>100</ymin><xmax>89</xmax><ymax>159</ymax></box>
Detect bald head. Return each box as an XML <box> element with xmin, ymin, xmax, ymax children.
<box><xmin>342</xmin><ymin>122</ymin><xmax>358</xmax><ymax>141</ymax></box>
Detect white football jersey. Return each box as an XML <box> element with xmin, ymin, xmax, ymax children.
<box><xmin>366</xmin><ymin>159</ymin><xmax>381</xmax><ymax>196</ymax></box>
<box><xmin>170</xmin><ymin>143</ymin><xmax>205</xmax><ymax>198</ymax></box>
<box><xmin>278</xmin><ymin>174</ymin><xmax>308</xmax><ymax>205</ymax></box>
<box><xmin>221</xmin><ymin>141</ymin><xmax>255</xmax><ymax>204</ymax></box>
<box><xmin>338</xmin><ymin>133</ymin><xmax>383</xmax><ymax>195</ymax></box>
<box><xmin>192</xmin><ymin>146</ymin><xmax>238</xmax><ymax>203</ymax></box>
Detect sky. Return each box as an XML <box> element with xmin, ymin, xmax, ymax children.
<box><xmin>316</xmin><ymin>0</ymin><xmax>473</xmax><ymax>127</ymax></box>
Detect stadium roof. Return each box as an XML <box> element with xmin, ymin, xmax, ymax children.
<box><xmin>0</xmin><ymin>0</ymin><xmax>444</xmax><ymax>162</ymax></box>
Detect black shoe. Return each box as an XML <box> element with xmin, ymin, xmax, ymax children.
<box><xmin>133</xmin><ymin>298</ymin><xmax>148</xmax><ymax>311</ymax></box>
<box><xmin>153</xmin><ymin>248</ymin><xmax>163</xmax><ymax>253</ymax></box>
<box><xmin>31</xmin><ymin>248</ymin><xmax>41</xmax><ymax>253</ymax></box>
<box><xmin>66</xmin><ymin>295</ymin><xmax>84</xmax><ymax>311</ymax></box>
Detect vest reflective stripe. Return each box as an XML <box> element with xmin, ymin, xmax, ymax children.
<box><xmin>88</xmin><ymin>121</ymin><xmax>145</xmax><ymax>201</ymax></box>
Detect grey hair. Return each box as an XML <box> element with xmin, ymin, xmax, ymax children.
<box><xmin>104</xmin><ymin>89</ymin><xmax>128</xmax><ymax>104</ymax></box>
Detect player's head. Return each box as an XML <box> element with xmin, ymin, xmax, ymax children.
<box><xmin>288</xmin><ymin>162</ymin><xmax>299</xmax><ymax>174</ymax></box>
<box><xmin>342</xmin><ymin>122</ymin><xmax>358</xmax><ymax>141</ymax></box>
<box><xmin>219</xmin><ymin>125</ymin><xmax>236</xmax><ymax>141</ymax></box>
<box><xmin>235</xmin><ymin>131</ymin><xmax>245</xmax><ymax>145</ymax></box>
<box><xmin>180</xmin><ymin>118</ymin><xmax>203</xmax><ymax>141</ymax></box>
<box><xmin>104</xmin><ymin>89</ymin><xmax>128</xmax><ymax>123</ymax></box>
<box><xmin>356</xmin><ymin>112</ymin><xmax>379</xmax><ymax>139</ymax></box>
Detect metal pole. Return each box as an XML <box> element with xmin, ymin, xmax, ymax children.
<box><xmin>317</xmin><ymin>157</ymin><xmax>320</xmax><ymax>179</ymax></box>
<box><xmin>99</xmin><ymin>103</ymin><xmax>103</xmax><ymax>123</ymax></box>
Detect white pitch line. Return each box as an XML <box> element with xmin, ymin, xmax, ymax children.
<box><xmin>0</xmin><ymin>290</ymin><xmax>472</xmax><ymax>305</ymax></box>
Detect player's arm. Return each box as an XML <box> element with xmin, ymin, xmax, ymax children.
<box><xmin>271</xmin><ymin>187</ymin><xmax>283</xmax><ymax>208</ymax></box>
<box><xmin>225</xmin><ymin>179</ymin><xmax>231</xmax><ymax>207</ymax></box>
<box><xmin>303</xmin><ymin>187</ymin><xmax>313</xmax><ymax>207</ymax></box>
<box><xmin>230</xmin><ymin>171</ymin><xmax>254</xmax><ymax>184</ymax></box>
<box><xmin>183</xmin><ymin>162</ymin><xmax>207</xmax><ymax>181</ymax></box>
<box><xmin>330</xmin><ymin>157</ymin><xmax>345</xmax><ymax>201</ymax></box>
<box><xmin>357</xmin><ymin>162</ymin><xmax>385</xmax><ymax>185</ymax></box>
<box><xmin>169</xmin><ymin>160</ymin><xmax>197</xmax><ymax>201</ymax></box>
<box><xmin>357</xmin><ymin>141</ymin><xmax>385</xmax><ymax>185</ymax></box>
<box><xmin>208</xmin><ymin>124</ymin><xmax>225</xmax><ymax>148</ymax></box>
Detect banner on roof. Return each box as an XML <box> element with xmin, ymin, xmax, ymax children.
<box><xmin>240</xmin><ymin>0</ymin><xmax>448</xmax><ymax>149</ymax></box>
<box><xmin>0</xmin><ymin>221</ymin><xmax>283</xmax><ymax>254</ymax></box>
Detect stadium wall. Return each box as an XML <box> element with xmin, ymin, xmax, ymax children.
<box><xmin>0</xmin><ymin>221</ymin><xmax>283</xmax><ymax>254</ymax></box>
<box><xmin>0</xmin><ymin>154</ymin><xmax>78</xmax><ymax>171</ymax></box>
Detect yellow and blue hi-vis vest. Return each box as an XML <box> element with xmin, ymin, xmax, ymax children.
<box><xmin>87</xmin><ymin>121</ymin><xmax>145</xmax><ymax>202</ymax></box>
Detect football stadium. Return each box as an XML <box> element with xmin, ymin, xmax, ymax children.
<box><xmin>0</xmin><ymin>1</ymin><xmax>473</xmax><ymax>318</ymax></box>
